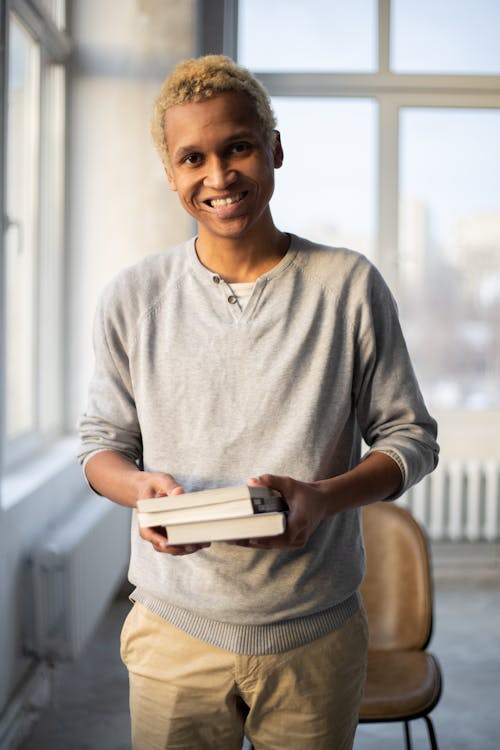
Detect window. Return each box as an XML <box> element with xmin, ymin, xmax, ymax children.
<box><xmin>214</xmin><ymin>0</ymin><xmax>500</xmax><ymax>427</ymax></box>
<box><xmin>1</xmin><ymin>2</ymin><xmax>70</xmax><ymax>470</ymax></box>
<box><xmin>399</xmin><ymin>108</ymin><xmax>500</xmax><ymax>409</ymax></box>
<box><xmin>5</xmin><ymin>15</ymin><xmax>40</xmax><ymax>441</ymax></box>
<box><xmin>391</xmin><ymin>0</ymin><xmax>500</xmax><ymax>75</ymax></box>
<box><xmin>238</xmin><ymin>0</ymin><xmax>377</xmax><ymax>72</ymax></box>
<box><xmin>270</xmin><ymin>98</ymin><xmax>377</xmax><ymax>256</ymax></box>
<box><xmin>39</xmin><ymin>0</ymin><xmax>66</xmax><ymax>30</ymax></box>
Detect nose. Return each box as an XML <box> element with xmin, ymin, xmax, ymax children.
<box><xmin>203</xmin><ymin>156</ymin><xmax>236</xmax><ymax>190</ymax></box>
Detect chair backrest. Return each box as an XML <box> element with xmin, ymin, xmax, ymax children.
<box><xmin>360</xmin><ymin>501</ymin><xmax>433</xmax><ymax>652</ymax></box>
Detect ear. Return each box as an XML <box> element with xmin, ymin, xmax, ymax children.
<box><xmin>164</xmin><ymin>164</ymin><xmax>178</xmax><ymax>191</ymax></box>
<box><xmin>273</xmin><ymin>130</ymin><xmax>284</xmax><ymax>169</ymax></box>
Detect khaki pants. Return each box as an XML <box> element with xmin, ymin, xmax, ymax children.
<box><xmin>120</xmin><ymin>602</ymin><xmax>368</xmax><ymax>750</ymax></box>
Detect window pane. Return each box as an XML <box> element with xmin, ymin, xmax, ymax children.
<box><xmin>399</xmin><ymin>109</ymin><xmax>500</xmax><ymax>410</ymax></box>
<box><xmin>6</xmin><ymin>15</ymin><xmax>40</xmax><ymax>439</ymax></box>
<box><xmin>270</xmin><ymin>98</ymin><xmax>377</xmax><ymax>258</ymax></box>
<box><xmin>392</xmin><ymin>0</ymin><xmax>500</xmax><ymax>74</ymax></box>
<box><xmin>39</xmin><ymin>65</ymin><xmax>65</xmax><ymax>434</ymax></box>
<box><xmin>238</xmin><ymin>0</ymin><xmax>376</xmax><ymax>72</ymax></box>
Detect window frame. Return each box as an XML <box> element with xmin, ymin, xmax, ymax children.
<box><xmin>197</xmin><ymin>0</ymin><xmax>500</xmax><ymax>431</ymax></box>
<box><xmin>0</xmin><ymin>0</ymin><xmax>70</xmax><ymax>472</ymax></box>
<box><xmin>213</xmin><ymin>0</ymin><xmax>500</xmax><ymax>283</ymax></box>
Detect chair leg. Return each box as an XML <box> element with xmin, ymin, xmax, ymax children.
<box><xmin>423</xmin><ymin>715</ymin><xmax>439</xmax><ymax>750</ymax></box>
<box><xmin>404</xmin><ymin>720</ymin><xmax>413</xmax><ymax>750</ymax></box>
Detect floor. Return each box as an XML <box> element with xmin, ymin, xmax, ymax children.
<box><xmin>18</xmin><ymin>543</ymin><xmax>500</xmax><ymax>750</ymax></box>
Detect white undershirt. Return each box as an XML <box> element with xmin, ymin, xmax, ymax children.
<box><xmin>228</xmin><ymin>282</ymin><xmax>256</xmax><ymax>312</ymax></box>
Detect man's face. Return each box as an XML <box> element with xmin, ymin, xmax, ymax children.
<box><xmin>164</xmin><ymin>91</ymin><xmax>283</xmax><ymax>243</ymax></box>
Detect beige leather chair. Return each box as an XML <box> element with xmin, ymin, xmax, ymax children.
<box><xmin>359</xmin><ymin>501</ymin><xmax>442</xmax><ymax>750</ymax></box>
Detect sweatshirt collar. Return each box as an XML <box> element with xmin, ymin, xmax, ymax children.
<box><xmin>187</xmin><ymin>234</ymin><xmax>300</xmax><ymax>286</ymax></box>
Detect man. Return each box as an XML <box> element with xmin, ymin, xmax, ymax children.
<box><xmin>79</xmin><ymin>55</ymin><xmax>439</xmax><ymax>750</ymax></box>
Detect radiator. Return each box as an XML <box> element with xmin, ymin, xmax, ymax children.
<box><xmin>399</xmin><ymin>460</ymin><xmax>500</xmax><ymax>541</ymax></box>
<box><xmin>25</xmin><ymin>494</ymin><xmax>131</xmax><ymax>663</ymax></box>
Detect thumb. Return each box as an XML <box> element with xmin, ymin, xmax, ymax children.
<box><xmin>152</xmin><ymin>473</ymin><xmax>184</xmax><ymax>497</ymax></box>
<box><xmin>248</xmin><ymin>474</ymin><xmax>286</xmax><ymax>495</ymax></box>
<box><xmin>247</xmin><ymin>476</ymin><xmax>267</xmax><ymax>487</ymax></box>
<box><xmin>168</xmin><ymin>484</ymin><xmax>184</xmax><ymax>496</ymax></box>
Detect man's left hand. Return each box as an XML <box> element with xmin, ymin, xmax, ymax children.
<box><xmin>237</xmin><ymin>474</ymin><xmax>332</xmax><ymax>549</ymax></box>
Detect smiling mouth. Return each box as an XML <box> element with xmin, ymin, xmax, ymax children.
<box><xmin>206</xmin><ymin>192</ymin><xmax>247</xmax><ymax>208</ymax></box>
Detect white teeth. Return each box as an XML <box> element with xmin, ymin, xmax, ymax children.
<box><xmin>209</xmin><ymin>193</ymin><xmax>243</xmax><ymax>208</ymax></box>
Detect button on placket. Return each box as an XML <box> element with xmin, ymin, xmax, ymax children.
<box><xmin>208</xmin><ymin>273</ymin><xmax>242</xmax><ymax>320</ymax></box>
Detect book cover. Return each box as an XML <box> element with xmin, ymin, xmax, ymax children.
<box><xmin>165</xmin><ymin>511</ymin><xmax>287</xmax><ymax>545</ymax></box>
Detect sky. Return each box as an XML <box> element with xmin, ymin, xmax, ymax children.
<box><xmin>239</xmin><ymin>0</ymin><xmax>500</xmax><ymax>75</ymax></box>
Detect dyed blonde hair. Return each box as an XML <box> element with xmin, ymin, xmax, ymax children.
<box><xmin>151</xmin><ymin>55</ymin><xmax>277</xmax><ymax>164</ymax></box>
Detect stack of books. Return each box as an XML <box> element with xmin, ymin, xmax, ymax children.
<box><xmin>137</xmin><ymin>485</ymin><xmax>287</xmax><ymax>544</ymax></box>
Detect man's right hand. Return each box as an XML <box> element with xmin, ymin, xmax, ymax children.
<box><xmin>84</xmin><ymin>451</ymin><xmax>210</xmax><ymax>556</ymax></box>
<box><xmin>135</xmin><ymin>471</ymin><xmax>211</xmax><ymax>556</ymax></box>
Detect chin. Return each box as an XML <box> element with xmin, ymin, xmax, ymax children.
<box><xmin>203</xmin><ymin>219</ymin><xmax>252</xmax><ymax>240</ymax></box>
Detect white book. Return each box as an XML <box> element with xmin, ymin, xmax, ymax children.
<box><xmin>138</xmin><ymin>497</ymin><xmax>254</xmax><ymax>527</ymax></box>
<box><xmin>165</xmin><ymin>511</ymin><xmax>287</xmax><ymax>545</ymax></box>
<box><xmin>137</xmin><ymin>485</ymin><xmax>285</xmax><ymax>527</ymax></box>
<box><xmin>137</xmin><ymin>485</ymin><xmax>281</xmax><ymax>513</ymax></box>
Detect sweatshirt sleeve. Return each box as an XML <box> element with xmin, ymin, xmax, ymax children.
<box><xmin>77</xmin><ymin>284</ymin><xmax>143</xmax><ymax>470</ymax></box>
<box><xmin>352</xmin><ymin>263</ymin><xmax>439</xmax><ymax>497</ymax></box>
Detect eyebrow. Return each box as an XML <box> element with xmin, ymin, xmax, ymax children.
<box><xmin>173</xmin><ymin>145</ymin><xmax>199</xmax><ymax>161</ymax></box>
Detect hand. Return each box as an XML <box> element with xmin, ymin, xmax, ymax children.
<box><xmin>238</xmin><ymin>454</ymin><xmax>404</xmax><ymax>550</ymax></box>
<box><xmin>237</xmin><ymin>474</ymin><xmax>332</xmax><ymax>549</ymax></box>
<box><xmin>135</xmin><ymin>471</ymin><xmax>211</xmax><ymax>556</ymax></box>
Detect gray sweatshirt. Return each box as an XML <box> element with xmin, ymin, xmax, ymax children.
<box><xmin>78</xmin><ymin>234</ymin><xmax>439</xmax><ymax>654</ymax></box>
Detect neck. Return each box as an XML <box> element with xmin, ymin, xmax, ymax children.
<box><xmin>195</xmin><ymin>224</ymin><xmax>290</xmax><ymax>283</ymax></box>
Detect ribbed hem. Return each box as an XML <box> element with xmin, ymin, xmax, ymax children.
<box><xmin>130</xmin><ymin>589</ymin><xmax>361</xmax><ymax>655</ymax></box>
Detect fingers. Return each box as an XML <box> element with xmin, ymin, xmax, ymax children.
<box><xmin>139</xmin><ymin>526</ymin><xmax>210</xmax><ymax>555</ymax></box>
<box><xmin>246</xmin><ymin>474</ymin><xmax>318</xmax><ymax>549</ymax></box>
<box><xmin>136</xmin><ymin>473</ymin><xmax>208</xmax><ymax>555</ymax></box>
<box><xmin>136</xmin><ymin>472</ymin><xmax>185</xmax><ymax>500</ymax></box>
<box><xmin>167</xmin><ymin>482</ymin><xmax>185</xmax><ymax>496</ymax></box>
<box><xmin>247</xmin><ymin>474</ymin><xmax>291</xmax><ymax>500</ymax></box>
<box><xmin>247</xmin><ymin>473</ymin><xmax>280</xmax><ymax>488</ymax></box>
<box><xmin>247</xmin><ymin>476</ymin><xmax>266</xmax><ymax>486</ymax></box>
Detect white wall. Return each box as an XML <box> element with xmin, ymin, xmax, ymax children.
<box><xmin>0</xmin><ymin>0</ymin><xmax>196</xmax><ymax>741</ymax></box>
<box><xmin>68</xmin><ymin>0</ymin><xmax>195</xmax><ymax>429</ymax></box>
<box><xmin>435</xmin><ymin>410</ymin><xmax>500</xmax><ymax>462</ymax></box>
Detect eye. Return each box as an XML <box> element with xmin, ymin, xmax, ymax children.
<box><xmin>183</xmin><ymin>153</ymin><xmax>203</xmax><ymax>166</ymax></box>
<box><xmin>229</xmin><ymin>142</ymin><xmax>252</xmax><ymax>156</ymax></box>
